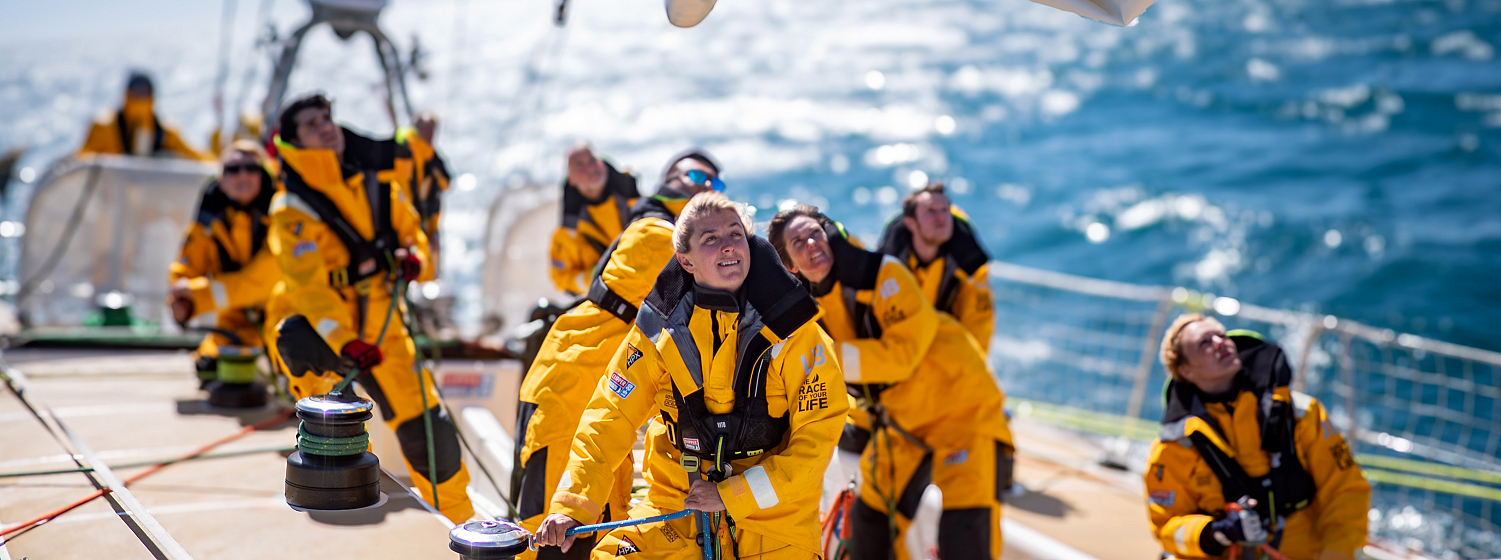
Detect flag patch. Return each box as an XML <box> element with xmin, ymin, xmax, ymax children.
<box><xmin>1149</xmin><ymin>490</ymin><xmax>1176</xmax><ymax>507</ymax></box>
<box><xmin>944</xmin><ymin>449</ymin><xmax>969</xmax><ymax>465</ymax></box>
<box><xmin>292</xmin><ymin>240</ymin><xmax>317</xmax><ymax>257</ymax></box>
<box><xmin>608</xmin><ymin>372</ymin><xmax>635</xmax><ymax>399</ymax></box>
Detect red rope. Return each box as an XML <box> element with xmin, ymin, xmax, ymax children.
<box><xmin>1</xmin><ymin>408</ymin><xmax>293</xmax><ymax>538</ymax></box>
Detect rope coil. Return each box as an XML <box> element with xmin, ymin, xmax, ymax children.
<box><xmin>296</xmin><ymin>423</ymin><xmax>370</xmax><ymax>456</ymax></box>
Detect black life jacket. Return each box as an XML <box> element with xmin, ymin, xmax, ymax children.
<box><xmin>1159</xmin><ymin>333</ymin><xmax>1318</xmax><ymax>525</ymax></box>
<box><xmin>279</xmin><ymin>128</ymin><xmax>402</xmax><ymax>288</ymax></box>
<box><xmin>583</xmin><ymin>187</ymin><xmax>690</xmax><ymax>324</ymax></box>
<box><xmin>876</xmin><ymin>211</ymin><xmax>989</xmax><ymax>315</ymax></box>
<box><xmin>805</xmin><ymin>218</ymin><xmax>890</xmax><ymax>402</ymax></box>
<box><xmin>193</xmin><ymin>169</ymin><xmax>275</xmax><ymax>274</ymax></box>
<box><xmin>637</xmin><ymin>236</ymin><xmax>820</xmax><ymax>482</ymax></box>
<box><xmin>116</xmin><ymin>110</ymin><xmax>165</xmax><ymax>155</ymax></box>
<box><xmin>560</xmin><ymin>163</ymin><xmax>640</xmax><ymax>255</ymax></box>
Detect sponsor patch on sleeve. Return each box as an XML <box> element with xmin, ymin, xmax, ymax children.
<box><xmin>625</xmin><ymin>344</ymin><xmax>643</xmax><ymax>368</ymax></box>
<box><xmin>617</xmin><ymin>538</ymin><xmax>640</xmax><ymax>555</ymax></box>
<box><xmin>608</xmin><ymin>371</ymin><xmax>636</xmax><ymax>400</ymax></box>
<box><xmin>292</xmin><ymin>240</ymin><xmax>317</xmax><ymax>258</ymax></box>
<box><xmin>1149</xmin><ymin>490</ymin><xmax>1176</xmax><ymax>508</ymax></box>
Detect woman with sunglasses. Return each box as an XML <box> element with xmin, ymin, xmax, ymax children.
<box><xmin>169</xmin><ymin>140</ymin><xmax>282</xmax><ymax>387</ymax></box>
<box><xmin>513</xmin><ymin>149</ymin><xmax>727</xmax><ymax>560</ymax></box>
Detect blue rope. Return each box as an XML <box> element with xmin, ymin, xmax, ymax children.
<box><xmin>564</xmin><ymin>509</ymin><xmax>693</xmax><ymax>537</ymax></box>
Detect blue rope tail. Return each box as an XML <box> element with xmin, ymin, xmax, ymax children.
<box><xmin>563</xmin><ymin>509</ymin><xmax>694</xmax><ymax>537</ymax></box>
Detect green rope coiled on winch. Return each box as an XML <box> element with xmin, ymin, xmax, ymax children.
<box><xmin>296</xmin><ymin>423</ymin><xmax>370</xmax><ymax>456</ymax></box>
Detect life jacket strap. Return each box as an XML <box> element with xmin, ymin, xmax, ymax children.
<box><xmin>586</xmin><ymin>275</ymin><xmax>638</xmax><ymax>324</ymax></box>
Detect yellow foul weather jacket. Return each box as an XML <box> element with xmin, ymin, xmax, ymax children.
<box><xmin>169</xmin><ymin>167</ymin><xmax>280</xmax><ymax>355</ymax></box>
<box><xmin>815</xmin><ymin>222</ymin><xmax>1012</xmax><ymax>450</ymax></box>
<box><xmin>264</xmin><ymin>132</ymin><xmax>433</xmax><ymax>357</ymax></box>
<box><xmin>877</xmin><ymin>206</ymin><xmax>994</xmax><ymax>351</ymax></box>
<box><xmin>78</xmin><ymin>96</ymin><xmax>214</xmax><ymax>161</ymax></box>
<box><xmin>264</xmin><ymin>127</ymin><xmax>473</xmax><ymax>523</ymax></box>
<box><xmin>547</xmin><ymin>162</ymin><xmax>641</xmax><ymax>294</ymax></box>
<box><xmin>1146</xmin><ymin>334</ymin><xmax>1370</xmax><ymax>560</ymax></box>
<box><xmin>550</xmin><ymin>236</ymin><xmax>847</xmax><ymax>557</ymax></box>
<box><xmin>515</xmin><ymin>191</ymin><xmax>690</xmax><ymax>533</ymax></box>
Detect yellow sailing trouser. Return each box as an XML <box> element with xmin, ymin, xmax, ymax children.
<box><xmin>267</xmin><ymin>297</ymin><xmax>474</xmax><ymax>523</ymax></box>
<box><xmin>850</xmin><ymin>430</ymin><xmax>1006</xmax><ymax>560</ymax></box>
<box><xmin>589</xmin><ymin>504</ymin><xmax>817</xmax><ymax>560</ymax></box>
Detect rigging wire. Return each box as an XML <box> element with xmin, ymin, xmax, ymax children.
<box><xmin>445</xmin><ymin>0</ymin><xmax>469</xmax><ymax>113</ymax></box>
<box><xmin>493</xmin><ymin>10</ymin><xmax>571</xmax><ymax>187</ymax></box>
<box><xmin>233</xmin><ymin>0</ymin><xmax>279</xmax><ymax>137</ymax></box>
<box><xmin>213</xmin><ymin>0</ymin><xmax>240</xmax><ymax>152</ymax></box>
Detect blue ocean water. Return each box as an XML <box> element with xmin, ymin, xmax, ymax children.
<box><xmin>2</xmin><ymin>0</ymin><xmax>1497</xmax><ymax>352</ymax></box>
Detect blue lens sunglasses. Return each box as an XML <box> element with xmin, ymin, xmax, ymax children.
<box><xmin>684</xmin><ymin>169</ymin><xmax>726</xmax><ymax>191</ymax></box>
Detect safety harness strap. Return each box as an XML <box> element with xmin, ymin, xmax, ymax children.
<box><xmin>115</xmin><ymin>110</ymin><xmax>165</xmax><ymax>155</ymax></box>
<box><xmin>876</xmin><ymin>213</ymin><xmax>989</xmax><ymax>315</ymax></box>
<box><xmin>645</xmin><ymin>237</ymin><xmax>815</xmax><ymax>479</ymax></box>
<box><xmin>281</xmin><ymin>166</ymin><xmax>399</xmax><ymax>288</ymax></box>
<box><xmin>586</xmin><ymin>274</ymin><xmax>639</xmax><ymax>324</ymax></box>
<box><xmin>1164</xmin><ymin>335</ymin><xmax>1319</xmax><ymax>523</ymax></box>
<box><xmin>583</xmin><ymin>188</ymin><xmax>680</xmax><ymax>325</ymax></box>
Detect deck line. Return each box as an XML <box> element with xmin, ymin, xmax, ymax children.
<box><xmin>4</xmin><ymin>359</ymin><xmax>196</xmax><ymax>560</ymax></box>
<box><xmin>52</xmin><ymin>409</ymin><xmax>197</xmax><ymax>560</ymax></box>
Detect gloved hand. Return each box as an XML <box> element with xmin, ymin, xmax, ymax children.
<box><xmin>1207</xmin><ymin>498</ymin><xmax>1268</xmax><ymax>549</ymax></box>
<box><xmin>341</xmin><ymin>340</ymin><xmax>383</xmax><ymax>371</ymax></box>
<box><xmin>394</xmin><ymin>247</ymin><xmax>422</xmax><ymax>282</ymax></box>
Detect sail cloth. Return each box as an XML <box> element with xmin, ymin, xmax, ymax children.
<box><xmin>18</xmin><ymin>155</ymin><xmax>217</xmax><ymax>327</ymax></box>
<box><xmin>1029</xmin><ymin>0</ymin><xmax>1157</xmax><ymax>26</ymax></box>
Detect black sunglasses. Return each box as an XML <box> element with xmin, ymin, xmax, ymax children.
<box><xmin>223</xmin><ymin>163</ymin><xmax>259</xmax><ymax>175</ymax></box>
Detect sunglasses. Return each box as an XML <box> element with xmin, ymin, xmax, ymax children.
<box><xmin>223</xmin><ymin>163</ymin><xmax>259</xmax><ymax>175</ymax></box>
<box><xmin>683</xmin><ymin>169</ymin><xmax>725</xmax><ymax>191</ymax></box>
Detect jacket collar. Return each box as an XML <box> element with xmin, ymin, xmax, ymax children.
<box><xmin>275</xmin><ymin>135</ymin><xmax>345</xmax><ymax>189</ymax></box>
<box><xmin>692</xmin><ymin>283</ymin><xmax>741</xmax><ymax>313</ymax></box>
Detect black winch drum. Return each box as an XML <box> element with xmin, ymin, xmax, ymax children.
<box><xmin>205</xmin><ymin>345</ymin><xmax>268</xmax><ymax>408</ymax></box>
<box><xmin>449</xmin><ymin>519</ymin><xmax>532</xmax><ymax>559</ymax></box>
<box><xmin>284</xmin><ymin>392</ymin><xmax>382</xmax><ymax>510</ymax></box>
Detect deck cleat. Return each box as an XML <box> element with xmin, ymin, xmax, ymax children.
<box><xmin>449</xmin><ymin>519</ymin><xmax>532</xmax><ymax>559</ymax></box>
<box><xmin>284</xmin><ymin>392</ymin><xmax>381</xmax><ymax>510</ymax></box>
<box><xmin>204</xmin><ymin>345</ymin><xmax>268</xmax><ymax>408</ymax></box>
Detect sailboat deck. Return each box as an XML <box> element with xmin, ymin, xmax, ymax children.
<box><xmin>1</xmin><ymin>348</ymin><xmax>1162</xmax><ymax>560</ymax></box>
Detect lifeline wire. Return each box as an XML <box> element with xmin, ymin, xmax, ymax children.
<box><xmin>15</xmin><ymin>165</ymin><xmax>101</xmax><ymax>304</ymax></box>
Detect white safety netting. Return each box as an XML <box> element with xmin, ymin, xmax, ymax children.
<box><xmin>17</xmin><ymin>155</ymin><xmax>217</xmax><ymax>328</ymax></box>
